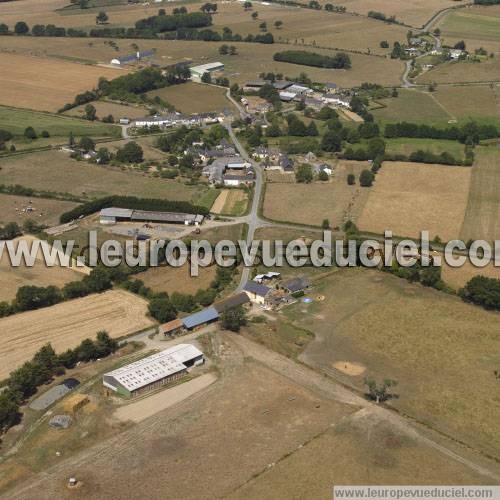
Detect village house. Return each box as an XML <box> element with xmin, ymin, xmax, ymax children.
<box><xmin>243</xmin><ymin>281</ymin><xmax>271</xmax><ymax>305</ymax></box>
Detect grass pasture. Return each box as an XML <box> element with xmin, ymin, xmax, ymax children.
<box><xmin>0</xmin><ymin>106</ymin><xmax>120</xmax><ymax>148</ymax></box>
<box><xmin>285</xmin><ymin>268</ymin><xmax>500</xmax><ymax>462</ymax></box>
<box><xmin>263</xmin><ymin>160</ymin><xmax>370</xmax><ymax>228</ymax></box>
<box><xmin>358</xmin><ymin>161</ymin><xmax>472</xmax><ymax>241</ymax></box>
<box><xmin>148</xmin><ymin>82</ymin><xmax>232</xmax><ymax>114</ymax></box>
<box><xmin>371</xmin><ymin>89</ymin><xmax>449</xmax><ymax>126</ymax></box>
<box><xmin>64</xmin><ymin>101</ymin><xmax>149</xmax><ymax>121</ymax></box>
<box><xmin>433</xmin><ymin>84</ymin><xmax>500</xmax><ymax>122</ymax></box>
<box><xmin>0</xmin><ymin>194</ymin><xmax>79</xmax><ymax>226</ymax></box>
<box><xmin>337</xmin><ymin>0</ymin><xmax>459</xmax><ymax>27</ymax></box>
<box><xmin>418</xmin><ymin>57</ymin><xmax>500</xmax><ymax>85</ymax></box>
<box><xmin>0</xmin><ymin>150</ymin><xmax>216</xmax><ymax>207</ymax></box>
<box><xmin>459</xmin><ymin>147</ymin><xmax>500</xmax><ymax>243</ymax></box>
<box><xmin>0</xmin><ymin>289</ymin><xmax>154</xmax><ymax>380</ymax></box>
<box><xmin>0</xmin><ymin>52</ymin><xmax>123</xmax><ymax>112</ymax></box>
<box><xmin>384</xmin><ymin>138</ymin><xmax>465</xmax><ymax>160</ymax></box>
<box><xmin>439</xmin><ymin>6</ymin><xmax>500</xmax><ymax>53</ymax></box>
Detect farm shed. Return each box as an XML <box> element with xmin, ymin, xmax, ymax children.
<box><xmin>190</xmin><ymin>62</ymin><xmax>224</xmax><ymax>80</ymax></box>
<box><xmin>243</xmin><ymin>281</ymin><xmax>271</xmax><ymax>305</ymax></box>
<box><xmin>111</xmin><ymin>50</ymin><xmax>155</xmax><ymax>66</ymax></box>
<box><xmin>280</xmin><ymin>276</ymin><xmax>311</xmax><ymax>294</ymax></box>
<box><xmin>213</xmin><ymin>292</ymin><xmax>250</xmax><ymax>314</ymax></box>
<box><xmin>273</xmin><ymin>81</ymin><xmax>293</xmax><ymax>90</ymax></box>
<box><xmin>160</xmin><ymin>318</ymin><xmax>184</xmax><ymax>337</ymax></box>
<box><xmin>99</xmin><ymin>208</ymin><xmax>204</xmax><ymax>226</ymax></box>
<box><xmin>29</xmin><ymin>384</ymin><xmax>74</xmax><ymax>411</ymax></box>
<box><xmin>102</xmin><ymin>344</ymin><xmax>204</xmax><ymax>397</ymax></box>
<box><xmin>182</xmin><ymin>307</ymin><xmax>219</xmax><ymax>331</ymax></box>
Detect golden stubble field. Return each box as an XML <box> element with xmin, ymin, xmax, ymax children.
<box><xmin>358</xmin><ymin>161</ymin><xmax>472</xmax><ymax>241</ymax></box>
<box><xmin>0</xmin><ymin>52</ymin><xmax>124</xmax><ymax>112</ymax></box>
<box><xmin>0</xmin><ymin>289</ymin><xmax>154</xmax><ymax>379</ymax></box>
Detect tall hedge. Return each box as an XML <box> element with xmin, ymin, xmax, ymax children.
<box><xmin>273</xmin><ymin>50</ymin><xmax>351</xmax><ymax>69</ymax></box>
<box><xmin>59</xmin><ymin>195</ymin><xmax>209</xmax><ymax>223</ymax></box>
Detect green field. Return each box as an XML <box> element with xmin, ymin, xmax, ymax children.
<box><xmin>384</xmin><ymin>138</ymin><xmax>465</xmax><ymax>159</ymax></box>
<box><xmin>283</xmin><ymin>269</ymin><xmax>500</xmax><ymax>458</ymax></box>
<box><xmin>371</xmin><ymin>89</ymin><xmax>449</xmax><ymax>125</ymax></box>
<box><xmin>440</xmin><ymin>8</ymin><xmax>500</xmax><ymax>42</ymax></box>
<box><xmin>0</xmin><ymin>106</ymin><xmax>120</xmax><ymax>140</ymax></box>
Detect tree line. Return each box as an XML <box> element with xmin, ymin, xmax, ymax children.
<box><xmin>0</xmin><ymin>332</ymin><xmax>118</xmax><ymax>433</ymax></box>
<box><xmin>273</xmin><ymin>50</ymin><xmax>351</xmax><ymax>69</ymax></box>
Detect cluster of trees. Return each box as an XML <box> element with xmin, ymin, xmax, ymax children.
<box><xmin>219</xmin><ymin>44</ymin><xmax>238</xmax><ymax>55</ymax></box>
<box><xmin>220</xmin><ymin>305</ymin><xmax>247</xmax><ymax>332</ymax></box>
<box><xmin>474</xmin><ymin>0</ymin><xmax>500</xmax><ymax>3</ymax></box>
<box><xmin>273</xmin><ymin>50</ymin><xmax>351</xmax><ymax>69</ymax></box>
<box><xmin>135</xmin><ymin>12</ymin><xmax>212</xmax><ymax>33</ymax></box>
<box><xmin>367</xmin><ymin>11</ymin><xmax>398</xmax><ymax>24</ymax></box>
<box><xmin>60</xmin><ymin>194</ymin><xmax>209</xmax><ymax>224</ymax></box>
<box><xmin>388</xmin><ymin>260</ymin><xmax>446</xmax><ymax>290</ymax></box>
<box><xmin>407</xmin><ymin>149</ymin><xmax>461</xmax><ymax>166</ymax></box>
<box><xmin>459</xmin><ymin>276</ymin><xmax>500</xmax><ymax>310</ymax></box>
<box><xmin>200</xmin><ymin>2</ymin><xmax>218</xmax><ymax>13</ymax></box>
<box><xmin>143</xmin><ymin>265</ymin><xmax>235</xmax><ymax>322</ymax></box>
<box><xmin>0</xmin><ymin>221</ymin><xmax>22</xmax><ymax>240</ymax></box>
<box><xmin>324</xmin><ymin>3</ymin><xmax>346</xmax><ymax>12</ymax></box>
<box><xmin>286</xmin><ymin>114</ymin><xmax>319</xmax><ymax>137</ymax></box>
<box><xmin>0</xmin><ymin>21</ymin><xmax>86</xmax><ymax>37</ymax></box>
<box><xmin>115</xmin><ymin>141</ymin><xmax>144</xmax><ymax>163</ymax></box>
<box><xmin>383</xmin><ymin>121</ymin><xmax>499</xmax><ymax>144</ymax></box>
<box><xmin>0</xmin><ymin>332</ymin><xmax>118</xmax><ymax>433</ymax></box>
<box><xmin>0</xmin><ymin>267</ymin><xmax>123</xmax><ymax>318</ymax></box>
<box><xmin>295</xmin><ymin>163</ymin><xmax>313</xmax><ymax>183</ymax></box>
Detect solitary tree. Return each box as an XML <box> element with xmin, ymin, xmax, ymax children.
<box><xmin>364</xmin><ymin>378</ymin><xmax>398</xmax><ymax>403</ymax></box>
<box><xmin>219</xmin><ymin>44</ymin><xmax>229</xmax><ymax>55</ymax></box>
<box><xmin>229</xmin><ymin>45</ymin><xmax>237</xmax><ymax>55</ymax></box>
<box><xmin>78</xmin><ymin>136</ymin><xmax>95</xmax><ymax>152</ymax></box>
<box><xmin>14</xmin><ymin>21</ymin><xmax>29</xmax><ymax>35</ymax></box>
<box><xmin>220</xmin><ymin>306</ymin><xmax>247</xmax><ymax>332</ymax></box>
<box><xmin>347</xmin><ymin>173</ymin><xmax>355</xmax><ymax>185</ymax></box>
<box><xmin>359</xmin><ymin>169</ymin><xmax>375</xmax><ymax>187</ymax></box>
<box><xmin>259</xmin><ymin>22</ymin><xmax>267</xmax><ymax>32</ymax></box>
<box><xmin>243</xmin><ymin>1</ymin><xmax>253</xmax><ymax>10</ymax></box>
<box><xmin>84</xmin><ymin>103</ymin><xmax>97</xmax><ymax>121</ymax></box>
<box><xmin>251</xmin><ymin>11</ymin><xmax>258</xmax><ymax>20</ymax></box>
<box><xmin>322</xmin><ymin>218</ymin><xmax>330</xmax><ymax>229</ymax></box>
<box><xmin>24</xmin><ymin>127</ymin><xmax>37</xmax><ymax>140</ymax></box>
<box><xmin>96</xmin><ymin>11</ymin><xmax>108</xmax><ymax>24</ymax></box>
<box><xmin>201</xmin><ymin>72</ymin><xmax>212</xmax><ymax>84</ymax></box>
<box><xmin>0</xmin><ymin>23</ymin><xmax>8</xmax><ymax>35</ymax></box>
<box><xmin>274</xmin><ymin>20</ymin><xmax>283</xmax><ymax>29</ymax></box>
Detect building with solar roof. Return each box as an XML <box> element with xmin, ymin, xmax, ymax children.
<box><xmin>102</xmin><ymin>344</ymin><xmax>204</xmax><ymax>397</ymax></box>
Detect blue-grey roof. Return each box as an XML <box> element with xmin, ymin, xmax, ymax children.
<box><xmin>243</xmin><ymin>281</ymin><xmax>270</xmax><ymax>297</ymax></box>
<box><xmin>117</xmin><ymin>50</ymin><xmax>154</xmax><ymax>63</ymax></box>
<box><xmin>182</xmin><ymin>307</ymin><xmax>219</xmax><ymax>329</ymax></box>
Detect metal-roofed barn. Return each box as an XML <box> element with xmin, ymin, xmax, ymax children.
<box><xmin>103</xmin><ymin>344</ymin><xmax>204</xmax><ymax>397</ymax></box>
<box><xmin>99</xmin><ymin>208</ymin><xmax>204</xmax><ymax>226</ymax></box>
<box><xmin>111</xmin><ymin>50</ymin><xmax>155</xmax><ymax>66</ymax></box>
<box><xmin>182</xmin><ymin>307</ymin><xmax>219</xmax><ymax>331</ymax></box>
<box><xmin>213</xmin><ymin>292</ymin><xmax>250</xmax><ymax>314</ymax></box>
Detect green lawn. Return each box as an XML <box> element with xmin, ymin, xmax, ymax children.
<box><xmin>0</xmin><ymin>106</ymin><xmax>120</xmax><ymax>140</ymax></box>
<box><xmin>440</xmin><ymin>9</ymin><xmax>500</xmax><ymax>42</ymax></box>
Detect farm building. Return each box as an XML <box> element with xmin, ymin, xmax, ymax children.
<box><xmin>160</xmin><ymin>318</ymin><xmax>184</xmax><ymax>337</ymax></box>
<box><xmin>280</xmin><ymin>276</ymin><xmax>311</xmax><ymax>294</ymax></box>
<box><xmin>243</xmin><ymin>281</ymin><xmax>271</xmax><ymax>305</ymax></box>
<box><xmin>213</xmin><ymin>292</ymin><xmax>250</xmax><ymax>314</ymax></box>
<box><xmin>190</xmin><ymin>62</ymin><xmax>224</xmax><ymax>80</ymax></box>
<box><xmin>273</xmin><ymin>81</ymin><xmax>293</xmax><ymax>90</ymax></box>
<box><xmin>103</xmin><ymin>344</ymin><xmax>204</xmax><ymax>397</ymax></box>
<box><xmin>182</xmin><ymin>307</ymin><xmax>219</xmax><ymax>331</ymax></box>
<box><xmin>223</xmin><ymin>173</ymin><xmax>255</xmax><ymax>187</ymax></box>
<box><xmin>99</xmin><ymin>208</ymin><xmax>204</xmax><ymax>226</ymax></box>
<box><xmin>29</xmin><ymin>378</ymin><xmax>80</xmax><ymax>411</ymax></box>
<box><xmin>111</xmin><ymin>50</ymin><xmax>155</xmax><ymax>66</ymax></box>
<box><xmin>254</xmin><ymin>272</ymin><xmax>280</xmax><ymax>283</ymax></box>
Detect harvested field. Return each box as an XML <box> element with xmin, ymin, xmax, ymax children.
<box><xmin>0</xmin><ymin>38</ymin><xmax>405</xmax><ymax>87</ymax></box>
<box><xmin>438</xmin><ymin>6</ymin><xmax>500</xmax><ymax>53</ymax></box>
<box><xmin>138</xmin><ymin>263</ymin><xmax>217</xmax><ymax>296</ymax></box>
<box><xmin>358</xmin><ymin>161</ymin><xmax>472</xmax><ymax>241</ymax></box>
<box><xmin>442</xmin><ymin>258</ymin><xmax>500</xmax><ymax>291</ymax></box>
<box><xmin>0</xmin><ymin>150</ymin><xmax>215</xmax><ymax>207</ymax></box>
<box><xmin>0</xmin><ymin>237</ymin><xmax>84</xmax><ymax>303</ymax></box>
<box><xmin>64</xmin><ymin>101</ymin><xmax>149</xmax><ymax>121</ymax></box>
<box><xmin>337</xmin><ymin>0</ymin><xmax>459</xmax><ymax>27</ymax></box>
<box><xmin>460</xmin><ymin>147</ymin><xmax>500</xmax><ymax>243</ymax></box>
<box><xmin>371</xmin><ymin>89</ymin><xmax>449</xmax><ymax>125</ymax></box>
<box><xmin>286</xmin><ymin>268</ymin><xmax>500</xmax><ymax>458</ymax></box>
<box><xmin>0</xmin><ymin>289</ymin><xmax>154</xmax><ymax>379</ymax></box>
<box><xmin>211</xmin><ymin>189</ymin><xmax>248</xmax><ymax>216</ymax></box>
<box><xmin>0</xmin><ymin>52</ymin><xmax>124</xmax><ymax>112</ymax></box>
<box><xmin>263</xmin><ymin>161</ymin><xmax>370</xmax><ymax>228</ymax></box>
<box><xmin>0</xmin><ymin>194</ymin><xmax>79</xmax><ymax>226</ymax></box>
<box><xmin>148</xmin><ymin>82</ymin><xmax>233</xmax><ymax>114</ymax></box>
